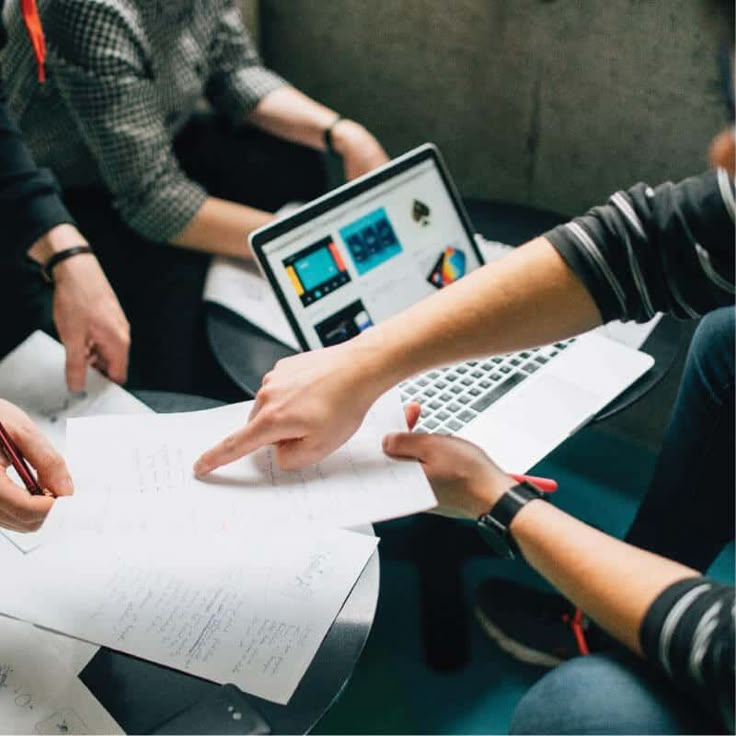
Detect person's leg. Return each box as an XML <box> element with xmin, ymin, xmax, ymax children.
<box><xmin>174</xmin><ymin>114</ymin><xmax>328</xmax><ymax>213</ymax></box>
<box><xmin>509</xmin><ymin>652</ymin><xmax>723</xmax><ymax>735</ymax></box>
<box><xmin>625</xmin><ymin>307</ymin><xmax>735</xmax><ymax>571</ymax></box>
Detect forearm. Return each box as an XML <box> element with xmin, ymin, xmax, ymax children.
<box><xmin>357</xmin><ymin>237</ymin><xmax>602</xmax><ymax>391</ymax></box>
<box><xmin>27</xmin><ymin>223</ymin><xmax>88</xmax><ymax>263</ymax></box>
<box><xmin>511</xmin><ymin>500</ymin><xmax>699</xmax><ymax>654</ymax></box>
<box><xmin>171</xmin><ymin>196</ymin><xmax>273</xmax><ymax>258</ymax></box>
<box><xmin>247</xmin><ymin>86</ymin><xmax>338</xmax><ymax>151</ymax></box>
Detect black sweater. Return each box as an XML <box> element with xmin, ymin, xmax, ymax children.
<box><xmin>0</xmin><ymin>0</ymin><xmax>71</xmax><ymax>263</ymax></box>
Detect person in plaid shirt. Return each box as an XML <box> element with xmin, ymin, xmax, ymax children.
<box><xmin>2</xmin><ymin>0</ymin><xmax>388</xmax><ymax>394</ymax></box>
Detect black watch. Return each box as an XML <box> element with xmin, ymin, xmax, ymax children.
<box><xmin>476</xmin><ymin>481</ymin><xmax>545</xmax><ymax>559</ymax></box>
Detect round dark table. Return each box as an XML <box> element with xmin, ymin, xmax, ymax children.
<box><xmin>78</xmin><ymin>391</ymin><xmax>380</xmax><ymax>735</ymax></box>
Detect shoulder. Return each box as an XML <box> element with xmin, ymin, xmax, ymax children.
<box><xmin>44</xmin><ymin>0</ymin><xmax>149</xmax><ymax>70</ymax></box>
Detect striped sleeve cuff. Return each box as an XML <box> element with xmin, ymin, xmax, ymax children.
<box><xmin>545</xmin><ymin>220</ymin><xmax>628</xmax><ymax>323</ymax></box>
<box><xmin>641</xmin><ymin>576</ymin><xmax>735</xmax><ymax>732</ymax></box>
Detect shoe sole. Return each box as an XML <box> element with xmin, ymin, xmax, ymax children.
<box><xmin>474</xmin><ymin>605</ymin><xmax>563</xmax><ymax>669</ymax></box>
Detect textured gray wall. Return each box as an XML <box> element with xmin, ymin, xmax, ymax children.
<box><xmin>259</xmin><ymin>0</ymin><xmax>729</xmax><ymax>216</ymax></box>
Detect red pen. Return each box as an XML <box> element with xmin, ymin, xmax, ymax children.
<box><xmin>510</xmin><ymin>473</ymin><xmax>558</xmax><ymax>493</ymax></box>
<box><xmin>0</xmin><ymin>420</ymin><xmax>44</xmax><ymax>495</ymax></box>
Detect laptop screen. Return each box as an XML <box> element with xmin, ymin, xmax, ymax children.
<box><xmin>255</xmin><ymin>148</ymin><xmax>482</xmax><ymax>350</ymax></box>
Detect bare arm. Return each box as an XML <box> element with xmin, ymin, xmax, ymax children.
<box><xmin>28</xmin><ymin>224</ymin><xmax>130</xmax><ymax>391</ymax></box>
<box><xmin>382</xmin><ymin>428</ymin><xmax>698</xmax><ymax>655</ymax></box>
<box><xmin>195</xmin><ymin>237</ymin><xmax>601</xmax><ymax>473</ymax></box>
<box><xmin>248</xmin><ymin>87</ymin><xmax>389</xmax><ymax>180</ymax></box>
<box><xmin>172</xmin><ymin>86</ymin><xmax>389</xmax><ymax>257</ymax></box>
<box><xmin>170</xmin><ymin>197</ymin><xmax>273</xmax><ymax>258</ymax></box>
<box><xmin>360</xmin><ymin>237</ymin><xmax>600</xmax><ymax>389</ymax></box>
<box><xmin>513</xmin><ymin>502</ymin><xmax>696</xmax><ymax>653</ymax></box>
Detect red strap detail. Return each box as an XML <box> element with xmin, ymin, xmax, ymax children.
<box><xmin>21</xmin><ymin>0</ymin><xmax>47</xmax><ymax>83</ymax></box>
<box><xmin>570</xmin><ymin>607</ymin><xmax>590</xmax><ymax>656</ymax></box>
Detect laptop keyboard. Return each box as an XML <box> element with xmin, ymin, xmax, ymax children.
<box><xmin>399</xmin><ymin>338</ymin><xmax>576</xmax><ymax>434</ymax></box>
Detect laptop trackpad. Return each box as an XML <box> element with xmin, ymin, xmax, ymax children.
<box><xmin>459</xmin><ymin>374</ymin><xmax>600</xmax><ymax>472</ymax></box>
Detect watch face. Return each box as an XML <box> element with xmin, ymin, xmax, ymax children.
<box><xmin>477</xmin><ymin>519</ymin><xmax>515</xmax><ymax>560</ymax></box>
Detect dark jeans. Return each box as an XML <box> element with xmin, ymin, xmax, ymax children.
<box><xmin>625</xmin><ymin>306</ymin><xmax>735</xmax><ymax>571</ymax></box>
<box><xmin>1</xmin><ymin>118</ymin><xmax>327</xmax><ymax>398</ymax></box>
<box><xmin>510</xmin><ymin>652</ymin><xmax>724</xmax><ymax>735</ymax></box>
<box><xmin>511</xmin><ymin>307</ymin><xmax>735</xmax><ymax>735</ymax></box>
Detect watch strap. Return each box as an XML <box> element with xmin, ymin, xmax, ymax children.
<box><xmin>323</xmin><ymin>115</ymin><xmax>343</xmax><ymax>156</ymax></box>
<box><xmin>477</xmin><ymin>480</ymin><xmax>545</xmax><ymax>558</ymax></box>
<box><xmin>40</xmin><ymin>245</ymin><xmax>94</xmax><ymax>283</ymax></box>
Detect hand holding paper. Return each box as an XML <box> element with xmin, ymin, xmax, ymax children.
<box><xmin>50</xmin><ymin>389</ymin><xmax>435</xmax><ymax>540</ymax></box>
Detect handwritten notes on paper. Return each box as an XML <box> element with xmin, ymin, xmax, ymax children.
<box><xmin>0</xmin><ymin>332</ymin><xmax>150</xmax><ymax>553</ymax></box>
<box><xmin>51</xmin><ymin>388</ymin><xmax>435</xmax><ymax>539</ymax></box>
<box><xmin>0</xmin><ymin>616</ymin><xmax>121</xmax><ymax>734</ymax></box>
<box><xmin>0</xmin><ymin>529</ymin><xmax>377</xmax><ymax>705</ymax></box>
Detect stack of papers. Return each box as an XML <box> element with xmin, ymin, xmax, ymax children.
<box><xmin>0</xmin><ymin>528</ymin><xmax>378</xmax><ymax>705</ymax></box>
<box><xmin>0</xmin><ymin>332</ymin><xmax>435</xmax><ymax>713</ymax></box>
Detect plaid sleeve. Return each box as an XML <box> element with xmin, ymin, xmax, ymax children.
<box><xmin>44</xmin><ymin>1</ymin><xmax>207</xmax><ymax>243</ymax></box>
<box><xmin>205</xmin><ymin>0</ymin><xmax>287</xmax><ymax>124</ymax></box>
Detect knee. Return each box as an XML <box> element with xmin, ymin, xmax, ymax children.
<box><xmin>509</xmin><ymin>654</ymin><xmax>696</xmax><ymax>735</ymax></box>
<box><xmin>688</xmin><ymin>307</ymin><xmax>735</xmax><ymax>398</ymax></box>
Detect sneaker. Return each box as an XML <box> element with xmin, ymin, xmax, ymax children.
<box><xmin>474</xmin><ymin>578</ymin><xmax>591</xmax><ymax>668</ymax></box>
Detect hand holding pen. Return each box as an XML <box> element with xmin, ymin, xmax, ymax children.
<box><xmin>0</xmin><ymin>400</ymin><xmax>74</xmax><ymax>532</ymax></box>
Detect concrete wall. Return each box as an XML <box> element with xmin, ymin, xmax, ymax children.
<box><xmin>257</xmin><ymin>0</ymin><xmax>730</xmax><ymax>216</ymax></box>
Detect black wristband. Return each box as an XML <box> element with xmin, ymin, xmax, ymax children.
<box><xmin>41</xmin><ymin>245</ymin><xmax>94</xmax><ymax>283</ymax></box>
<box><xmin>323</xmin><ymin>115</ymin><xmax>344</xmax><ymax>156</ymax></box>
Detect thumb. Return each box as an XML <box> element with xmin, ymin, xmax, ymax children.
<box><xmin>403</xmin><ymin>402</ymin><xmax>421</xmax><ymax>430</ymax></box>
<box><xmin>382</xmin><ymin>431</ymin><xmax>431</xmax><ymax>462</ymax></box>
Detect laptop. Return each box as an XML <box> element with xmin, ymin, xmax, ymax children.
<box><xmin>250</xmin><ymin>144</ymin><xmax>654</xmax><ymax>472</ymax></box>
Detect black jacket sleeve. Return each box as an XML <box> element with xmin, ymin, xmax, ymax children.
<box><xmin>545</xmin><ymin>171</ymin><xmax>735</xmax><ymax>323</ymax></box>
<box><xmin>0</xmin><ymin>10</ymin><xmax>73</xmax><ymax>263</ymax></box>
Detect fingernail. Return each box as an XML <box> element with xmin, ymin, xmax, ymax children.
<box><xmin>62</xmin><ymin>475</ymin><xmax>74</xmax><ymax>493</ymax></box>
<box><xmin>193</xmin><ymin>460</ymin><xmax>208</xmax><ymax>476</ymax></box>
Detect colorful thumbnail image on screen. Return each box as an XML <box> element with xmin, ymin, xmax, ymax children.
<box><xmin>283</xmin><ymin>235</ymin><xmax>351</xmax><ymax>307</ymax></box>
<box><xmin>314</xmin><ymin>300</ymin><xmax>374</xmax><ymax>347</ymax></box>
<box><xmin>427</xmin><ymin>246</ymin><xmax>466</xmax><ymax>289</ymax></box>
<box><xmin>339</xmin><ymin>207</ymin><xmax>403</xmax><ymax>275</ymax></box>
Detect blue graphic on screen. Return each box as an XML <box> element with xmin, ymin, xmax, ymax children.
<box><xmin>295</xmin><ymin>247</ymin><xmax>339</xmax><ymax>290</ymax></box>
<box><xmin>339</xmin><ymin>208</ymin><xmax>403</xmax><ymax>275</ymax></box>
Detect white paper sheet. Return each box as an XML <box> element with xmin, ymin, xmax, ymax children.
<box><xmin>596</xmin><ymin>313</ymin><xmax>663</xmax><ymax>350</ymax></box>
<box><xmin>204</xmin><ymin>257</ymin><xmax>300</xmax><ymax>350</ymax></box>
<box><xmin>49</xmin><ymin>388</ymin><xmax>435</xmax><ymax>539</ymax></box>
<box><xmin>0</xmin><ymin>332</ymin><xmax>150</xmax><ymax>553</ymax></box>
<box><xmin>0</xmin><ymin>528</ymin><xmax>377</xmax><ymax>705</ymax></box>
<box><xmin>40</xmin><ymin>630</ymin><xmax>99</xmax><ymax>678</ymax></box>
<box><xmin>0</xmin><ymin>616</ymin><xmax>121</xmax><ymax>734</ymax></box>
